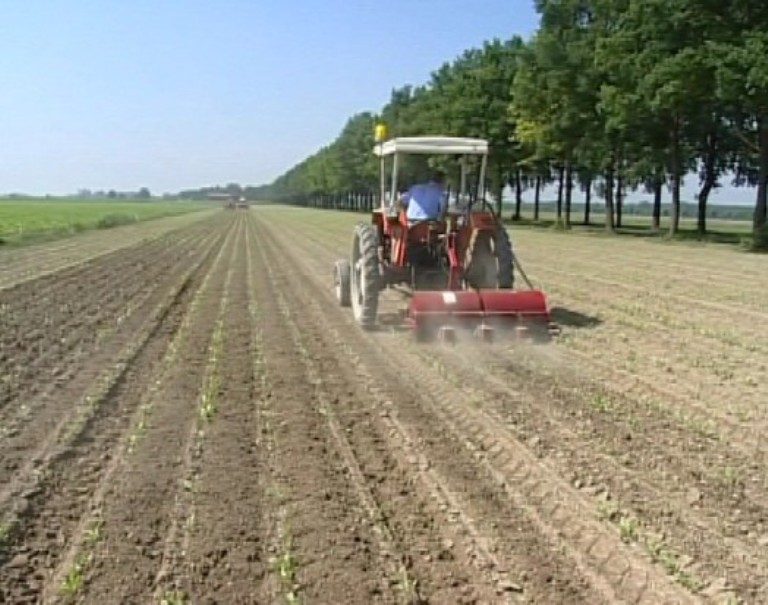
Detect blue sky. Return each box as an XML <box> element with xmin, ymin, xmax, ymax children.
<box><xmin>0</xmin><ymin>1</ymin><xmax>756</xmax><ymax>204</ymax></box>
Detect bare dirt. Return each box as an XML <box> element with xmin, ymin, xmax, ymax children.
<box><xmin>0</xmin><ymin>205</ymin><xmax>764</xmax><ymax>604</ymax></box>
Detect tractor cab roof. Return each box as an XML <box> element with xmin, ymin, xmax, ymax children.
<box><xmin>373</xmin><ymin>136</ymin><xmax>488</xmax><ymax>157</ymax></box>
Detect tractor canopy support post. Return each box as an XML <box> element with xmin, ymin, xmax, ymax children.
<box><xmin>379</xmin><ymin>147</ymin><xmax>386</xmax><ymax>212</ymax></box>
<box><xmin>478</xmin><ymin>155</ymin><xmax>487</xmax><ymax>203</ymax></box>
<box><xmin>390</xmin><ymin>153</ymin><xmax>399</xmax><ymax>208</ymax></box>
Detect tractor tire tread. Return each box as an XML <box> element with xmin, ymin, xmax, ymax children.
<box><xmin>352</xmin><ymin>222</ymin><xmax>380</xmax><ymax>329</ymax></box>
<box><xmin>334</xmin><ymin>259</ymin><xmax>352</xmax><ymax>307</ymax></box>
<box><xmin>495</xmin><ymin>225</ymin><xmax>515</xmax><ymax>289</ymax></box>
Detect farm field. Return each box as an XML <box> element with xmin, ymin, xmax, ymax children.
<box><xmin>0</xmin><ymin>199</ymin><xmax>211</xmax><ymax>246</ymax></box>
<box><xmin>0</xmin><ymin>205</ymin><xmax>765</xmax><ymax>604</ymax></box>
<box><xmin>504</xmin><ymin>208</ymin><xmax>753</xmax><ymax>238</ymax></box>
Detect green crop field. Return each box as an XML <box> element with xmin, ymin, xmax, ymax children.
<box><xmin>0</xmin><ymin>198</ymin><xmax>211</xmax><ymax>246</ymax></box>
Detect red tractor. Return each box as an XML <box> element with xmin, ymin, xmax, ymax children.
<box><xmin>333</xmin><ymin>135</ymin><xmax>558</xmax><ymax>343</ymax></box>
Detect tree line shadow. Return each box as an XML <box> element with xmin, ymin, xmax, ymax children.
<box><xmin>504</xmin><ymin>216</ymin><xmax>751</xmax><ymax>247</ymax></box>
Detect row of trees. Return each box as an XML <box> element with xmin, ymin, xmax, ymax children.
<box><xmin>254</xmin><ymin>1</ymin><xmax>768</xmax><ymax>244</ymax></box>
<box><xmin>74</xmin><ymin>187</ymin><xmax>152</xmax><ymax>200</ymax></box>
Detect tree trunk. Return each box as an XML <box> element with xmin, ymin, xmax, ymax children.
<box><xmin>514</xmin><ymin>170</ymin><xmax>523</xmax><ymax>220</ymax></box>
<box><xmin>584</xmin><ymin>177</ymin><xmax>592</xmax><ymax>225</ymax></box>
<box><xmin>605</xmin><ymin>154</ymin><xmax>616</xmax><ymax>233</ymax></box>
<box><xmin>556</xmin><ymin>165</ymin><xmax>565</xmax><ymax>225</ymax></box>
<box><xmin>652</xmin><ymin>178</ymin><xmax>662</xmax><ymax>231</ymax></box>
<box><xmin>616</xmin><ymin>167</ymin><xmax>624</xmax><ymax>229</ymax></box>
<box><xmin>669</xmin><ymin>119</ymin><xmax>682</xmax><ymax>236</ymax></box>
<box><xmin>754</xmin><ymin>115</ymin><xmax>768</xmax><ymax>237</ymax></box>
<box><xmin>697</xmin><ymin>183</ymin><xmax>713</xmax><ymax>236</ymax></box>
<box><xmin>564</xmin><ymin>161</ymin><xmax>573</xmax><ymax>228</ymax></box>
<box><xmin>534</xmin><ymin>176</ymin><xmax>541</xmax><ymax>221</ymax></box>
<box><xmin>697</xmin><ymin>131</ymin><xmax>720</xmax><ymax>236</ymax></box>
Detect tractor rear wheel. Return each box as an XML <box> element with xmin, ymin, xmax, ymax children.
<box><xmin>495</xmin><ymin>226</ymin><xmax>514</xmax><ymax>288</ymax></box>
<box><xmin>463</xmin><ymin>230</ymin><xmax>496</xmax><ymax>289</ymax></box>
<box><xmin>350</xmin><ymin>223</ymin><xmax>379</xmax><ymax>329</ymax></box>
<box><xmin>463</xmin><ymin>226</ymin><xmax>515</xmax><ymax>289</ymax></box>
<box><xmin>334</xmin><ymin>259</ymin><xmax>351</xmax><ymax>307</ymax></box>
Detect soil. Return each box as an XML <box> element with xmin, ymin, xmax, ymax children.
<box><xmin>0</xmin><ymin>206</ymin><xmax>764</xmax><ymax>604</ymax></box>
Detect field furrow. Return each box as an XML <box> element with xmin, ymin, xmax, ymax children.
<box><xmin>251</xmin><ymin>223</ymin><xmax>413</xmax><ymax>604</ymax></box>
<box><xmin>254</xmin><ymin>204</ymin><xmax>767</xmax><ymax>604</ymax></box>
<box><xmin>0</xmin><ymin>224</ymin><xmax>223</xmax><ymax>464</ymax></box>
<box><xmin>0</xmin><ymin>215</ymin><xmax>229</xmax><ymax>604</ymax></box>
<box><xmin>432</xmin><ymin>348</ymin><xmax>767</xmax><ymax>598</ymax></box>
<box><xmin>0</xmin><ymin>209</ymin><xmax>217</xmax><ymax>291</ymax></box>
<box><xmin>253</xmin><ymin>214</ymin><xmax>698</xmax><ymax>604</ymax></box>
<box><xmin>150</xmin><ymin>217</ymin><xmax>240</xmax><ymax>602</ymax></box>
<box><xmin>180</xmin><ymin>217</ymin><xmax>270</xmax><ymax>603</ymax></box>
<box><xmin>64</xmin><ymin>215</ymin><xmax>239</xmax><ymax>604</ymax></box>
<box><xmin>254</xmin><ymin>238</ymin><xmax>595</xmax><ymax>602</ymax></box>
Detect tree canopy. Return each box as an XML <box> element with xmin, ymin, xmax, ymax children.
<box><xmin>253</xmin><ymin>1</ymin><xmax>768</xmax><ymax>246</ymax></box>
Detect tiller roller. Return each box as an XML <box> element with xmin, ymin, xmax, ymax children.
<box><xmin>407</xmin><ymin>289</ymin><xmax>554</xmax><ymax>343</ymax></box>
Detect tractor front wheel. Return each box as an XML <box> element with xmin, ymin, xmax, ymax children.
<box><xmin>350</xmin><ymin>223</ymin><xmax>380</xmax><ymax>330</ymax></box>
<box><xmin>333</xmin><ymin>259</ymin><xmax>351</xmax><ymax>307</ymax></box>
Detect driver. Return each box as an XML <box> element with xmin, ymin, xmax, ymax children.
<box><xmin>397</xmin><ymin>170</ymin><xmax>447</xmax><ymax>223</ymax></box>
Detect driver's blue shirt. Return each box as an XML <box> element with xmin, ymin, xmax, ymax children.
<box><xmin>401</xmin><ymin>182</ymin><xmax>446</xmax><ymax>221</ymax></box>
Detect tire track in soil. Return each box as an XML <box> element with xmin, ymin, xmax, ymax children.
<box><xmin>179</xmin><ymin>215</ymin><xmax>271</xmax><ymax>603</ymax></box>
<box><xmin>424</xmin><ymin>347</ymin><xmax>763</xmax><ymax>602</ymax></box>
<box><xmin>0</xmin><ymin>215</ymin><xmax>232</xmax><ymax>605</ymax></box>
<box><xmin>255</xmin><ymin>218</ymin><xmax>606</xmax><ymax>604</ymax></box>
<box><xmin>258</xmin><ymin>242</ymin><xmax>442</xmax><ymax>604</ymax></box>
<box><xmin>254</xmin><ymin>213</ymin><xmax>701</xmax><ymax>605</ymax></box>
<box><xmin>297</xmin><ymin>218</ymin><xmax>768</xmax><ymax>601</ymax></box>
<box><xmin>71</xmin><ymin>214</ymin><xmax>240</xmax><ymax>605</ymax></box>
<box><xmin>249</xmin><ymin>217</ymin><xmax>409</xmax><ymax>604</ymax></box>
